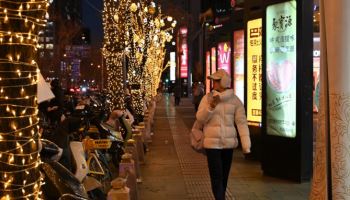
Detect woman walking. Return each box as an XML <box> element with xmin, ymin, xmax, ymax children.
<box><xmin>196</xmin><ymin>69</ymin><xmax>251</xmax><ymax>200</ymax></box>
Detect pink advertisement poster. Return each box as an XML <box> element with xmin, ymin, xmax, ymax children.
<box><xmin>217</xmin><ymin>42</ymin><xmax>231</xmax><ymax>75</ymax></box>
<box><xmin>179</xmin><ymin>27</ymin><xmax>188</xmax><ymax>78</ymax></box>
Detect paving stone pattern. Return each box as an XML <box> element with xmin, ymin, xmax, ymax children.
<box><xmin>139</xmin><ymin>95</ymin><xmax>311</xmax><ymax>200</ymax></box>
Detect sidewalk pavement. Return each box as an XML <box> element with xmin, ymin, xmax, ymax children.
<box><xmin>138</xmin><ymin>94</ymin><xmax>310</xmax><ymax>200</ymax></box>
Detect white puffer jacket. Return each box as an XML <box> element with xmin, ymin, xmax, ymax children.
<box><xmin>196</xmin><ymin>89</ymin><xmax>251</xmax><ymax>152</ymax></box>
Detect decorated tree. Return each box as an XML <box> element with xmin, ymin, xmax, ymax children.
<box><xmin>103</xmin><ymin>0</ymin><xmax>129</xmax><ymax>109</ymax></box>
<box><xmin>0</xmin><ymin>0</ymin><xmax>49</xmax><ymax>199</ymax></box>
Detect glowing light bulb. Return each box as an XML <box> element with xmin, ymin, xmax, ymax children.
<box><xmin>8</xmin><ymin>154</ymin><xmax>14</xmax><ymax>164</ymax></box>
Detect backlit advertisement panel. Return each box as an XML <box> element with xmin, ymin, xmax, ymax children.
<box><xmin>247</xmin><ymin>18</ymin><xmax>262</xmax><ymax>125</ymax></box>
<box><xmin>206</xmin><ymin>51</ymin><xmax>211</xmax><ymax>93</ymax></box>
<box><xmin>217</xmin><ymin>42</ymin><xmax>231</xmax><ymax>75</ymax></box>
<box><xmin>211</xmin><ymin>47</ymin><xmax>217</xmax><ymax>74</ymax></box>
<box><xmin>233</xmin><ymin>30</ymin><xmax>245</xmax><ymax>103</ymax></box>
<box><xmin>179</xmin><ymin>27</ymin><xmax>188</xmax><ymax>78</ymax></box>
<box><xmin>313</xmin><ymin>35</ymin><xmax>320</xmax><ymax>113</ymax></box>
<box><xmin>266</xmin><ymin>1</ymin><xmax>297</xmax><ymax>138</ymax></box>
<box><xmin>170</xmin><ymin>52</ymin><xmax>176</xmax><ymax>81</ymax></box>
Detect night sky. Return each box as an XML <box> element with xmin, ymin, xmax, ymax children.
<box><xmin>81</xmin><ymin>0</ymin><xmax>103</xmax><ymax>47</ymax></box>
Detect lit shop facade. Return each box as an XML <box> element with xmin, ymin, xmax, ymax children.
<box><xmin>203</xmin><ymin>0</ymin><xmax>315</xmax><ymax>182</ymax></box>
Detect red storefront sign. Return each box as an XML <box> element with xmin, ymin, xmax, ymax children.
<box><xmin>179</xmin><ymin>27</ymin><xmax>188</xmax><ymax>78</ymax></box>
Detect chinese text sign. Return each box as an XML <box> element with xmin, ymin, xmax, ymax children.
<box><xmin>247</xmin><ymin>18</ymin><xmax>262</xmax><ymax>124</ymax></box>
<box><xmin>266</xmin><ymin>1</ymin><xmax>297</xmax><ymax>138</ymax></box>
<box><xmin>179</xmin><ymin>27</ymin><xmax>188</xmax><ymax>78</ymax></box>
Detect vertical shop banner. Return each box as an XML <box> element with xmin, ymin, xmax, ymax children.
<box><xmin>313</xmin><ymin>35</ymin><xmax>320</xmax><ymax>112</ymax></box>
<box><xmin>266</xmin><ymin>1</ymin><xmax>297</xmax><ymax>138</ymax></box>
<box><xmin>247</xmin><ymin>18</ymin><xmax>262</xmax><ymax>125</ymax></box>
<box><xmin>233</xmin><ymin>30</ymin><xmax>245</xmax><ymax>103</ymax></box>
<box><xmin>170</xmin><ymin>52</ymin><xmax>176</xmax><ymax>81</ymax></box>
<box><xmin>211</xmin><ymin>47</ymin><xmax>217</xmax><ymax>74</ymax></box>
<box><xmin>206</xmin><ymin>51</ymin><xmax>211</xmax><ymax>93</ymax></box>
<box><xmin>217</xmin><ymin>42</ymin><xmax>232</xmax><ymax>75</ymax></box>
<box><xmin>179</xmin><ymin>27</ymin><xmax>188</xmax><ymax>78</ymax></box>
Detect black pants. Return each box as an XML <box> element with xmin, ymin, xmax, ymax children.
<box><xmin>206</xmin><ymin>148</ymin><xmax>234</xmax><ymax>200</ymax></box>
<box><xmin>175</xmin><ymin>97</ymin><xmax>180</xmax><ymax>106</ymax></box>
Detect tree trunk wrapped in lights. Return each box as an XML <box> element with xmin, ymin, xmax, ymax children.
<box><xmin>103</xmin><ymin>0</ymin><xmax>128</xmax><ymax>110</ymax></box>
<box><xmin>126</xmin><ymin>1</ymin><xmax>153</xmax><ymax>121</ymax></box>
<box><xmin>143</xmin><ymin>11</ymin><xmax>175</xmax><ymax>100</ymax></box>
<box><xmin>0</xmin><ymin>0</ymin><xmax>48</xmax><ymax>199</ymax></box>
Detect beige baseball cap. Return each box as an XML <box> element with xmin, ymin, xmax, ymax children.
<box><xmin>207</xmin><ymin>69</ymin><xmax>229</xmax><ymax>80</ymax></box>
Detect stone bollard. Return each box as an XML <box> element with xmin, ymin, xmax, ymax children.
<box><xmin>119</xmin><ymin>153</ymin><xmax>138</xmax><ymax>200</ymax></box>
<box><xmin>132</xmin><ymin>129</ymin><xmax>145</xmax><ymax>164</ymax></box>
<box><xmin>107</xmin><ymin>177</ymin><xmax>130</xmax><ymax>200</ymax></box>
<box><xmin>143</xmin><ymin>115</ymin><xmax>152</xmax><ymax>143</ymax></box>
<box><xmin>125</xmin><ymin>139</ymin><xmax>142</xmax><ymax>183</ymax></box>
<box><xmin>134</xmin><ymin>124</ymin><xmax>147</xmax><ymax>152</ymax></box>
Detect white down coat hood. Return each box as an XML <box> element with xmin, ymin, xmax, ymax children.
<box><xmin>196</xmin><ymin>89</ymin><xmax>251</xmax><ymax>151</ymax></box>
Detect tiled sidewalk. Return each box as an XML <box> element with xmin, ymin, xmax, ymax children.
<box><xmin>139</xmin><ymin>94</ymin><xmax>310</xmax><ymax>200</ymax></box>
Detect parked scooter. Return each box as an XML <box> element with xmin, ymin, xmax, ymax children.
<box><xmin>40</xmin><ymin>139</ymin><xmax>89</xmax><ymax>200</ymax></box>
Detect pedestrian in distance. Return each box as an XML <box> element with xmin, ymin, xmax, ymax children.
<box><xmin>196</xmin><ymin>69</ymin><xmax>251</xmax><ymax>200</ymax></box>
<box><xmin>193</xmin><ymin>82</ymin><xmax>205</xmax><ymax>112</ymax></box>
<box><xmin>173</xmin><ymin>83</ymin><xmax>181</xmax><ymax>106</ymax></box>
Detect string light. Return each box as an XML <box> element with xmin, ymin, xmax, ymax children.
<box><xmin>103</xmin><ymin>0</ymin><xmax>175</xmax><ymax>114</ymax></box>
<box><xmin>0</xmin><ymin>0</ymin><xmax>48</xmax><ymax>199</ymax></box>
<box><xmin>103</xmin><ymin>0</ymin><xmax>129</xmax><ymax>110</ymax></box>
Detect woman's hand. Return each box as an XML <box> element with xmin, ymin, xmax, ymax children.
<box><xmin>209</xmin><ymin>95</ymin><xmax>220</xmax><ymax>109</ymax></box>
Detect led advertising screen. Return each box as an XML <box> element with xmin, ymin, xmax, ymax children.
<box><xmin>247</xmin><ymin>18</ymin><xmax>262</xmax><ymax>125</ymax></box>
<box><xmin>233</xmin><ymin>30</ymin><xmax>245</xmax><ymax>103</ymax></box>
<box><xmin>170</xmin><ymin>52</ymin><xmax>176</xmax><ymax>81</ymax></box>
<box><xmin>266</xmin><ymin>1</ymin><xmax>297</xmax><ymax>138</ymax></box>
<box><xmin>206</xmin><ymin>51</ymin><xmax>211</xmax><ymax>93</ymax></box>
<box><xmin>179</xmin><ymin>27</ymin><xmax>188</xmax><ymax>78</ymax></box>
<box><xmin>211</xmin><ymin>47</ymin><xmax>217</xmax><ymax>74</ymax></box>
<box><xmin>217</xmin><ymin>42</ymin><xmax>231</xmax><ymax>75</ymax></box>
